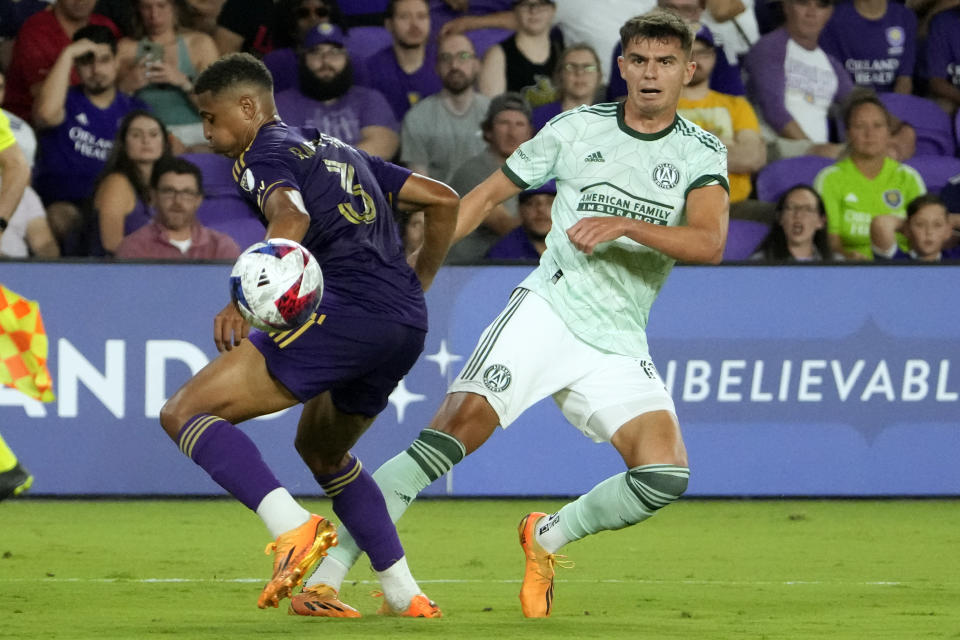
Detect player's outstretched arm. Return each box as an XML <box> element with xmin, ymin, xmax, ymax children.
<box><xmin>567</xmin><ymin>184</ymin><xmax>729</xmax><ymax>264</ymax></box>
<box><xmin>397</xmin><ymin>173</ymin><xmax>460</xmax><ymax>291</ymax></box>
<box><xmin>456</xmin><ymin>169</ymin><xmax>523</xmax><ymax>243</ymax></box>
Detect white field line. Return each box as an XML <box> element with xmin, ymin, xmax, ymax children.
<box><xmin>0</xmin><ymin>577</ymin><xmax>920</xmax><ymax>586</ymax></box>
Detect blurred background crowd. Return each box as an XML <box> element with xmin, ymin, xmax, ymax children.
<box><xmin>0</xmin><ymin>0</ymin><xmax>959</xmax><ymax>263</ymax></box>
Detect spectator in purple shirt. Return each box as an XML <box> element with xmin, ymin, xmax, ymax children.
<box><xmin>486</xmin><ymin>179</ymin><xmax>554</xmax><ymax>260</ymax></box>
<box><xmin>819</xmin><ymin>0</ymin><xmax>917</xmax><ymax>94</ymax></box>
<box><xmin>275</xmin><ymin>23</ymin><xmax>399</xmax><ymax>159</ymax></box>
<box><xmin>923</xmin><ymin>7</ymin><xmax>960</xmax><ymax>114</ymax></box>
<box><xmin>355</xmin><ymin>0</ymin><xmax>442</xmax><ymax>121</ymax></box>
<box><xmin>116</xmin><ymin>156</ymin><xmax>241</xmax><ymax>259</ymax></box>
<box><xmin>32</xmin><ymin>24</ymin><xmax>149</xmax><ymax>256</ymax></box>
<box><xmin>263</xmin><ymin>0</ymin><xmax>346</xmax><ymax>93</ymax></box>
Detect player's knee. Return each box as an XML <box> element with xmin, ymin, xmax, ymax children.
<box><xmin>626</xmin><ymin>464</ymin><xmax>690</xmax><ymax>514</ymax></box>
<box><xmin>159</xmin><ymin>391</ymin><xmax>192</xmax><ymax>441</ymax></box>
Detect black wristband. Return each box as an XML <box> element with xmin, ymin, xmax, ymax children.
<box><xmin>0</xmin><ymin>217</ymin><xmax>8</xmax><ymax>231</ymax></box>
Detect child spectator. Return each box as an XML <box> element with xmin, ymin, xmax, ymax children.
<box><xmin>871</xmin><ymin>193</ymin><xmax>960</xmax><ymax>261</ymax></box>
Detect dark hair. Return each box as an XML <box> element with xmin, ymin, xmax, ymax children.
<box><xmin>906</xmin><ymin>193</ymin><xmax>947</xmax><ymax>220</ymax></box>
<box><xmin>73</xmin><ymin>24</ymin><xmax>118</xmax><ymax>54</ymax></box>
<box><xmin>482</xmin><ymin>91</ymin><xmax>532</xmax><ymax>132</ymax></box>
<box><xmin>95</xmin><ymin>110</ymin><xmax>173</xmax><ymax>203</ymax></box>
<box><xmin>194</xmin><ymin>53</ymin><xmax>274</xmax><ymax>96</ymax></box>
<box><xmin>150</xmin><ymin>156</ymin><xmax>204</xmax><ymax>193</ymax></box>
<box><xmin>619</xmin><ymin>10</ymin><xmax>693</xmax><ymax>58</ymax></box>
<box><xmin>386</xmin><ymin>0</ymin><xmax>428</xmax><ymax>19</ymax></box>
<box><xmin>841</xmin><ymin>87</ymin><xmax>893</xmax><ymax>131</ymax></box>
<box><xmin>273</xmin><ymin>0</ymin><xmax>345</xmax><ymax>48</ymax></box>
<box><xmin>753</xmin><ymin>184</ymin><xmax>831</xmax><ymax>262</ymax></box>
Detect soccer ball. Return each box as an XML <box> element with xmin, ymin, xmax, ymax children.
<box><xmin>229</xmin><ymin>239</ymin><xmax>324</xmax><ymax>331</ymax></box>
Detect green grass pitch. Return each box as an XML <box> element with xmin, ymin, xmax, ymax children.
<box><xmin>2</xmin><ymin>498</ymin><xmax>959</xmax><ymax>639</ymax></box>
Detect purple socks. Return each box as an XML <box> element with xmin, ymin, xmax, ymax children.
<box><xmin>177</xmin><ymin>414</ymin><xmax>281</xmax><ymax>511</ymax></box>
<box><xmin>314</xmin><ymin>456</ymin><xmax>405</xmax><ymax>571</ymax></box>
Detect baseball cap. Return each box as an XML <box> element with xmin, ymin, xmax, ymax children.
<box><xmin>694</xmin><ymin>25</ymin><xmax>715</xmax><ymax>47</ymax></box>
<box><xmin>303</xmin><ymin>23</ymin><xmax>346</xmax><ymax>49</ymax></box>
<box><xmin>482</xmin><ymin>92</ymin><xmax>532</xmax><ymax>129</ymax></box>
<box><xmin>519</xmin><ymin>180</ymin><xmax>556</xmax><ymax>203</ymax></box>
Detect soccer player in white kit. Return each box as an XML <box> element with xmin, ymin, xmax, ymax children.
<box><xmin>294</xmin><ymin>10</ymin><xmax>730</xmax><ymax>619</ymax></box>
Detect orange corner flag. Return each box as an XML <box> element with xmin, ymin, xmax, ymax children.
<box><xmin>0</xmin><ymin>284</ymin><xmax>54</xmax><ymax>403</ymax></box>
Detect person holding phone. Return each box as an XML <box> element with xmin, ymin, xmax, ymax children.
<box><xmin>117</xmin><ymin>0</ymin><xmax>219</xmax><ymax>150</ymax></box>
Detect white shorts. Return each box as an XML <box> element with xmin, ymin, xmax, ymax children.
<box><xmin>448</xmin><ymin>288</ymin><xmax>677</xmax><ymax>442</ymax></box>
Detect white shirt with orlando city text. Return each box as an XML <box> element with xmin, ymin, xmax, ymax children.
<box><xmin>503</xmin><ymin>102</ymin><xmax>728</xmax><ymax>358</ymax></box>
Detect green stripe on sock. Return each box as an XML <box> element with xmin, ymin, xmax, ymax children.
<box><xmin>404</xmin><ymin>429</ymin><xmax>465</xmax><ymax>482</ymax></box>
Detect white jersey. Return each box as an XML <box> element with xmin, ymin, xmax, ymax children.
<box><xmin>503</xmin><ymin>102</ymin><xmax>728</xmax><ymax>357</ymax></box>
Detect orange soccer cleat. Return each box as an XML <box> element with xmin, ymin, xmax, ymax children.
<box><xmin>517</xmin><ymin>511</ymin><xmax>569</xmax><ymax>618</ymax></box>
<box><xmin>288</xmin><ymin>584</ymin><xmax>361</xmax><ymax>618</ymax></box>
<box><xmin>376</xmin><ymin>593</ymin><xmax>442</xmax><ymax>618</ymax></box>
<box><xmin>257</xmin><ymin>514</ymin><xmax>337</xmax><ymax>609</ymax></box>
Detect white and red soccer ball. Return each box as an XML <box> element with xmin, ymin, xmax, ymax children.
<box><xmin>229</xmin><ymin>239</ymin><xmax>323</xmax><ymax>331</ymax></box>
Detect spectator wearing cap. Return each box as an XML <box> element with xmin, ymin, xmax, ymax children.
<box><xmin>678</xmin><ymin>29</ymin><xmax>765</xmax><ymax>206</ymax></box>
<box><xmin>606</xmin><ymin>1</ymin><xmax>745</xmax><ymax>102</ymax></box>
<box><xmin>400</xmin><ymin>33</ymin><xmax>490</xmax><ymax>182</ymax></box>
<box><xmin>478</xmin><ymin>0</ymin><xmax>562</xmax><ymax>107</ymax></box>
<box><xmin>354</xmin><ymin>0</ymin><xmax>441</xmax><ymax>121</ymax></box>
<box><xmin>263</xmin><ymin>0</ymin><xmax>346</xmax><ymax>93</ymax></box>
<box><xmin>743</xmin><ymin>0</ymin><xmax>852</xmax><ymax>160</ymax></box>
<box><xmin>486</xmin><ymin>179</ymin><xmax>555</xmax><ymax>260</ymax></box>
<box><xmin>274</xmin><ymin>22</ymin><xmax>399</xmax><ymax>159</ymax></box>
<box><xmin>819</xmin><ymin>0</ymin><xmax>917</xmax><ymax>95</ymax></box>
<box><xmin>446</xmin><ymin>91</ymin><xmax>533</xmax><ymax>263</ymax></box>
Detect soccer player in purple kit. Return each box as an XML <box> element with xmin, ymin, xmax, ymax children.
<box><xmin>158</xmin><ymin>52</ymin><xmax>459</xmax><ymax>617</ymax></box>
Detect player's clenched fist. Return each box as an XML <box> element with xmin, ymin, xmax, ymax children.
<box><xmin>566</xmin><ymin>217</ymin><xmax>629</xmax><ymax>254</ymax></box>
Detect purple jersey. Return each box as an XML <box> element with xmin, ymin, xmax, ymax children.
<box><xmin>355</xmin><ymin>44</ymin><xmax>442</xmax><ymax>121</ymax></box>
<box><xmin>820</xmin><ymin>1</ymin><xmax>917</xmax><ymax>92</ymax></box>
<box><xmin>34</xmin><ymin>87</ymin><xmax>148</xmax><ymax>204</ymax></box>
<box><xmin>274</xmin><ymin>85</ymin><xmax>398</xmax><ymax>147</ymax></box>
<box><xmin>923</xmin><ymin>8</ymin><xmax>960</xmax><ymax>87</ymax></box>
<box><xmin>232</xmin><ymin>120</ymin><xmax>426</xmax><ymax>330</ymax></box>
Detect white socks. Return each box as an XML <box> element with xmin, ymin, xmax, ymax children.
<box><xmin>255</xmin><ymin>487</ymin><xmax>310</xmax><ymax>538</ymax></box>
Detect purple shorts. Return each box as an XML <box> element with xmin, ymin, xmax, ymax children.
<box><xmin>249</xmin><ymin>313</ymin><xmax>426</xmax><ymax>416</ymax></box>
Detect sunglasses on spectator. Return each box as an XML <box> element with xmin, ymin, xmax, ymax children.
<box><xmin>296</xmin><ymin>5</ymin><xmax>330</xmax><ymax>19</ymax></box>
<box><xmin>787</xmin><ymin>0</ymin><xmax>831</xmax><ymax>7</ymax></box>
<box><xmin>156</xmin><ymin>186</ymin><xmax>201</xmax><ymax>201</ymax></box>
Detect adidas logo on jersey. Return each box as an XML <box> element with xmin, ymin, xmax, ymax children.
<box><xmin>584</xmin><ymin>151</ymin><xmax>605</xmax><ymax>162</ymax></box>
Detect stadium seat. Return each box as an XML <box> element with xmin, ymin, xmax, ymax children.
<box><xmin>903</xmin><ymin>154</ymin><xmax>960</xmax><ymax>195</ymax></box>
<box><xmin>465</xmin><ymin>28</ymin><xmax>514</xmax><ymax>59</ymax></box>
<box><xmin>878</xmin><ymin>92</ymin><xmax>956</xmax><ymax>157</ymax></box>
<box><xmin>345</xmin><ymin>26</ymin><xmax>393</xmax><ymax>62</ymax></box>
<box><xmin>181</xmin><ymin>153</ymin><xmax>265</xmax><ymax>250</ymax></box>
<box><xmin>754</xmin><ymin>156</ymin><xmax>834</xmax><ymax>203</ymax></box>
<box><xmin>723</xmin><ymin>219</ymin><xmax>770</xmax><ymax>261</ymax></box>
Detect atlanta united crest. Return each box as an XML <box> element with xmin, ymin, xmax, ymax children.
<box><xmin>483</xmin><ymin>364</ymin><xmax>512</xmax><ymax>392</ymax></box>
<box><xmin>653</xmin><ymin>163</ymin><xmax>680</xmax><ymax>190</ymax></box>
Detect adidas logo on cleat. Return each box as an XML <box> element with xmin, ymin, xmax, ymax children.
<box><xmin>584</xmin><ymin>151</ymin><xmax>604</xmax><ymax>162</ymax></box>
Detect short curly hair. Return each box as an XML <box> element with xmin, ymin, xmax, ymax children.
<box><xmin>194</xmin><ymin>53</ymin><xmax>274</xmax><ymax>96</ymax></box>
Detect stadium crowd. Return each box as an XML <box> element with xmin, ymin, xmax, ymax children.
<box><xmin>0</xmin><ymin>0</ymin><xmax>959</xmax><ymax>262</ymax></box>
